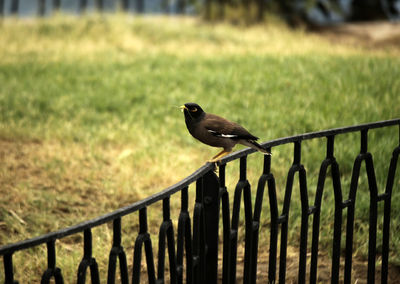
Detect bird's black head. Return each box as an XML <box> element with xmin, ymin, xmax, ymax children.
<box><xmin>180</xmin><ymin>103</ymin><xmax>205</xmax><ymax>121</ymax></box>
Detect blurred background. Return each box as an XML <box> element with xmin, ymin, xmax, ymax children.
<box><xmin>0</xmin><ymin>0</ymin><xmax>399</xmax><ymax>282</ymax></box>
<box><xmin>1</xmin><ymin>0</ymin><xmax>400</xmax><ymax>24</ymax></box>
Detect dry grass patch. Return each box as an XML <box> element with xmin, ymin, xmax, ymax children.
<box><xmin>0</xmin><ymin>138</ymin><xmax>198</xmax><ymax>244</ymax></box>
<box><xmin>1</xmin><ymin>15</ymin><xmax>399</xmax><ymax>64</ymax></box>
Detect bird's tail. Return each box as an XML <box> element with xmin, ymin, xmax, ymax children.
<box><xmin>240</xmin><ymin>140</ymin><xmax>272</xmax><ymax>155</ymax></box>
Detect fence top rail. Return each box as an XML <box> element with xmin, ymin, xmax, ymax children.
<box><xmin>1</xmin><ymin>118</ymin><xmax>399</xmax><ymax>256</ymax></box>
<box><xmin>0</xmin><ymin>162</ymin><xmax>214</xmax><ymax>255</ymax></box>
<box><xmin>221</xmin><ymin>118</ymin><xmax>400</xmax><ymax>163</ymax></box>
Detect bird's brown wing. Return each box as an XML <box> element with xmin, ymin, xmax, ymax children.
<box><xmin>203</xmin><ymin>113</ymin><xmax>259</xmax><ymax>140</ymax></box>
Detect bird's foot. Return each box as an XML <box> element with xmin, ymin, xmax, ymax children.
<box><xmin>209</xmin><ymin>150</ymin><xmax>231</xmax><ymax>163</ymax></box>
<box><xmin>206</xmin><ymin>160</ymin><xmax>220</xmax><ymax>173</ymax></box>
<box><xmin>212</xmin><ymin>163</ymin><xmax>219</xmax><ymax>173</ymax></box>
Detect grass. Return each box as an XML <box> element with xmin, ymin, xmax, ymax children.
<box><xmin>0</xmin><ymin>14</ymin><xmax>399</xmax><ymax>282</ymax></box>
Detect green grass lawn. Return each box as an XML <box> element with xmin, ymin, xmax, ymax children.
<box><xmin>0</xmin><ymin>14</ymin><xmax>399</xmax><ymax>282</ymax></box>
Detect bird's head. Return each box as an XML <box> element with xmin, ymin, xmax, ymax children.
<box><xmin>180</xmin><ymin>103</ymin><xmax>205</xmax><ymax>121</ymax></box>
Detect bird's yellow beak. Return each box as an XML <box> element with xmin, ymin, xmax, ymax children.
<box><xmin>179</xmin><ymin>105</ymin><xmax>188</xmax><ymax>112</ymax></box>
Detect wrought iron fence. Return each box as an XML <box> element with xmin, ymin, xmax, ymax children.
<box><xmin>1</xmin><ymin>119</ymin><xmax>399</xmax><ymax>283</ymax></box>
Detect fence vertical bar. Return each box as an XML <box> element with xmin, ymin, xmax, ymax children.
<box><xmin>177</xmin><ymin>186</ymin><xmax>193</xmax><ymax>284</ymax></box>
<box><xmin>297</xmin><ymin>146</ymin><xmax>309</xmax><ymax>284</ymax></box>
<box><xmin>279</xmin><ymin>141</ymin><xmax>302</xmax><ymax>283</ymax></box>
<box><xmin>278</xmin><ymin>173</ymin><xmax>293</xmax><ymax>283</ymax></box>
<box><xmin>309</xmin><ymin>161</ymin><xmax>328</xmax><ymax>284</ymax></box>
<box><xmin>366</xmin><ymin>152</ymin><xmax>378</xmax><ymax>284</ymax></box>
<box><xmin>132</xmin><ymin>207</ymin><xmax>156</xmax><ymax>284</ymax></box>
<box><xmin>4</xmin><ymin>253</ymin><xmax>17</xmax><ymax>284</ymax></box>
<box><xmin>267</xmin><ymin>164</ymin><xmax>279</xmax><ymax>283</ymax></box>
<box><xmin>158</xmin><ymin>200</ymin><xmax>168</xmax><ymax>283</ymax></box>
<box><xmin>41</xmin><ymin>240</ymin><xmax>64</xmax><ymax>284</ymax></box>
<box><xmin>344</xmin><ymin>130</ymin><xmax>370</xmax><ymax>284</ymax></box>
<box><xmin>0</xmin><ymin>0</ymin><xmax>4</xmax><ymax>16</ymax></box>
<box><xmin>77</xmin><ymin>229</ymin><xmax>100</xmax><ymax>284</ymax></box>
<box><xmin>203</xmin><ymin>170</ymin><xmax>220</xmax><ymax>284</ymax></box>
<box><xmin>107</xmin><ymin>218</ymin><xmax>129</xmax><ymax>284</ymax></box>
<box><xmin>218</xmin><ymin>164</ymin><xmax>231</xmax><ymax>284</ymax></box>
<box><xmin>143</xmin><ymin>207</ymin><xmax>156</xmax><ymax>284</ymax></box>
<box><xmin>165</xmin><ymin>197</ymin><xmax>178</xmax><ymax>284</ymax></box>
<box><xmin>343</xmin><ymin>157</ymin><xmax>361</xmax><ymax>284</ymax></box>
<box><xmin>330</xmin><ymin>160</ymin><xmax>343</xmax><ymax>284</ymax></box>
<box><xmin>251</xmin><ymin>152</ymin><xmax>273</xmax><ymax>284</ymax></box>
<box><xmin>192</xmin><ymin>177</ymin><xmax>206</xmax><ymax>284</ymax></box>
<box><xmin>310</xmin><ymin>136</ymin><xmax>334</xmax><ymax>284</ymax></box>
<box><xmin>381</xmin><ymin>144</ymin><xmax>400</xmax><ymax>284</ymax></box>
<box><xmin>310</xmin><ymin>157</ymin><xmax>326</xmax><ymax>282</ymax></box>
<box><xmin>157</xmin><ymin>197</ymin><xmax>177</xmax><ymax>284</ymax></box>
<box><xmin>229</xmin><ymin>156</ymin><xmax>253</xmax><ymax>283</ymax></box>
<box><xmin>243</xmin><ymin>176</ymin><xmax>253</xmax><ymax>284</ymax></box>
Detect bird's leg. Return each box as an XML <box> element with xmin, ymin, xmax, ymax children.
<box><xmin>208</xmin><ymin>149</ymin><xmax>232</xmax><ymax>163</ymax></box>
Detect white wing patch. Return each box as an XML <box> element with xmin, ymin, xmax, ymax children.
<box><xmin>208</xmin><ymin>129</ymin><xmax>238</xmax><ymax>138</ymax></box>
<box><xmin>220</xmin><ymin>134</ymin><xmax>238</xmax><ymax>138</ymax></box>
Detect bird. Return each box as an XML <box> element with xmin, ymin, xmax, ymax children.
<box><xmin>180</xmin><ymin>102</ymin><xmax>271</xmax><ymax>162</ymax></box>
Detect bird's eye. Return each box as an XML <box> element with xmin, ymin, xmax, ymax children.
<box><xmin>190</xmin><ymin>107</ymin><xmax>198</xmax><ymax>112</ymax></box>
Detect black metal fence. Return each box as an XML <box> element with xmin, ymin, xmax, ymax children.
<box><xmin>1</xmin><ymin>119</ymin><xmax>400</xmax><ymax>283</ymax></box>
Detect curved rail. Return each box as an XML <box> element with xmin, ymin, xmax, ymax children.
<box><xmin>0</xmin><ymin>162</ymin><xmax>214</xmax><ymax>256</ymax></box>
<box><xmin>1</xmin><ymin>119</ymin><xmax>397</xmax><ymax>256</ymax></box>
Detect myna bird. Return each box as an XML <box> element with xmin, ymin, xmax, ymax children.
<box><xmin>180</xmin><ymin>103</ymin><xmax>271</xmax><ymax>162</ymax></box>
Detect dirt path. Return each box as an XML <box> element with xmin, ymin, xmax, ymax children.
<box><xmin>314</xmin><ymin>20</ymin><xmax>400</xmax><ymax>49</ymax></box>
<box><xmin>233</xmin><ymin>247</ymin><xmax>400</xmax><ymax>283</ymax></box>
